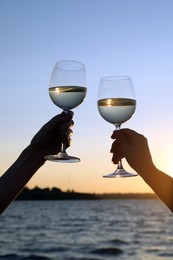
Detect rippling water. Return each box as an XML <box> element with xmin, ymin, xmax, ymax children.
<box><xmin>0</xmin><ymin>199</ymin><xmax>173</xmax><ymax>259</ymax></box>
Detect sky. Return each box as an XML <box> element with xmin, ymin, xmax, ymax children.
<box><xmin>1</xmin><ymin>0</ymin><xmax>173</xmax><ymax>194</ymax></box>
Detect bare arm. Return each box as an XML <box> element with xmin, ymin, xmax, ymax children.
<box><xmin>111</xmin><ymin>129</ymin><xmax>173</xmax><ymax>212</ymax></box>
<box><xmin>0</xmin><ymin>111</ymin><xmax>73</xmax><ymax>214</ymax></box>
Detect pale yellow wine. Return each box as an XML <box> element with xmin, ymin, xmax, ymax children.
<box><xmin>49</xmin><ymin>86</ymin><xmax>87</xmax><ymax>110</ymax></box>
<box><xmin>98</xmin><ymin>98</ymin><xmax>136</xmax><ymax>124</ymax></box>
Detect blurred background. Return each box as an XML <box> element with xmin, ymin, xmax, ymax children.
<box><xmin>1</xmin><ymin>0</ymin><xmax>173</xmax><ymax>194</ymax></box>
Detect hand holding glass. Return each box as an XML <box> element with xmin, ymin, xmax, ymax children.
<box><xmin>45</xmin><ymin>60</ymin><xmax>87</xmax><ymax>163</ymax></box>
<box><xmin>98</xmin><ymin>76</ymin><xmax>137</xmax><ymax>177</ymax></box>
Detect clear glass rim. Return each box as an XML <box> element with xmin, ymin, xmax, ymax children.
<box><xmin>100</xmin><ymin>75</ymin><xmax>131</xmax><ymax>81</ymax></box>
<box><xmin>55</xmin><ymin>60</ymin><xmax>85</xmax><ymax>71</ymax></box>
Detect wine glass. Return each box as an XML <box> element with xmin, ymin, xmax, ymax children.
<box><xmin>98</xmin><ymin>76</ymin><xmax>138</xmax><ymax>177</ymax></box>
<box><xmin>44</xmin><ymin>60</ymin><xmax>87</xmax><ymax>163</ymax></box>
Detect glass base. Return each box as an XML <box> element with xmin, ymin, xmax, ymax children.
<box><xmin>44</xmin><ymin>152</ymin><xmax>80</xmax><ymax>163</ymax></box>
<box><xmin>103</xmin><ymin>167</ymin><xmax>138</xmax><ymax>178</ymax></box>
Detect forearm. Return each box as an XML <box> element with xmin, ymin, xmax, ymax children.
<box><xmin>0</xmin><ymin>146</ymin><xmax>45</xmax><ymax>214</ymax></box>
<box><xmin>139</xmin><ymin>166</ymin><xmax>173</xmax><ymax>212</ymax></box>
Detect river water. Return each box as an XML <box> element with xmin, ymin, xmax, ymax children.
<box><xmin>0</xmin><ymin>199</ymin><xmax>173</xmax><ymax>259</ymax></box>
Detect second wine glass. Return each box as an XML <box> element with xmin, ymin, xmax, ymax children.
<box><xmin>98</xmin><ymin>76</ymin><xmax>138</xmax><ymax>177</ymax></box>
<box><xmin>44</xmin><ymin>60</ymin><xmax>87</xmax><ymax>163</ymax></box>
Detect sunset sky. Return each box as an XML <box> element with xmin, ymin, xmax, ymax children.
<box><xmin>1</xmin><ymin>0</ymin><xmax>173</xmax><ymax>194</ymax></box>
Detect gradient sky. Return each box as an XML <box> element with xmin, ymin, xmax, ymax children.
<box><xmin>1</xmin><ymin>0</ymin><xmax>173</xmax><ymax>194</ymax></box>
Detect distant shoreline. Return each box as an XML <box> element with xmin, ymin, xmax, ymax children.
<box><xmin>16</xmin><ymin>187</ymin><xmax>158</xmax><ymax>200</ymax></box>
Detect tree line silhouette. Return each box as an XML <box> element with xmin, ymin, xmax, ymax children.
<box><xmin>16</xmin><ymin>187</ymin><xmax>158</xmax><ymax>200</ymax></box>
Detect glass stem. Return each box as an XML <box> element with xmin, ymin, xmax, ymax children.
<box><xmin>115</xmin><ymin>124</ymin><xmax>123</xmax><ymax>170</ymax></box>
<box><xmin>115</xmin><ymin>124</ymin><xmax>121</xmax><ymax>131</ymax></box>
<box><xmin>117</xmin><ymin>160</ymin><xmax>123</xmax><ymax>169</ymax></box>
<box><xmin>61</xmin><ymin>143</ymin><xmax>66</xmax><ymax>153</ymax></box>
<box><xmin>60</xmin><ymin>109</ymin><xmax>69</xmax><ymax>154</ymax></box>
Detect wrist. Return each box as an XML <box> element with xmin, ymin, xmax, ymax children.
<box><xmin>19</xmin><ymin>145</ymin><xmax>46</xmax><ymax>169</ymax></box>
<box><xmin>137</xmin><ymin>162</ymin><xmax>157</xmax><ymax>180</ymax></box>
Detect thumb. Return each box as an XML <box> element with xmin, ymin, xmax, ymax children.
<box><xmin>47</xmin><ymin>111</ymin><xmax>73</xmax><ymax>129</ymax></box>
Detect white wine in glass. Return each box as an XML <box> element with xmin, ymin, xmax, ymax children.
<box><xmin>98</xmin><ymin>76</ymin><xmax>138</xmax><ymax>177</ymax></box>
<box><xmin>45</xmin><ymin>60</ymin><xmax>87</xmax><ymax>163</ymax></box>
